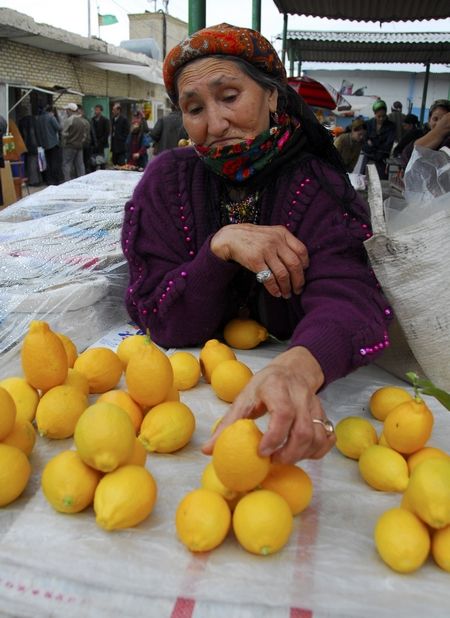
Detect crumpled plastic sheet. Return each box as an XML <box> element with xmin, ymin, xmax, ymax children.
<box><xmin>0</xmin><ymin>171</ymin><xmax>140</xmax><ymax>362</ymax></box>
<box><xmin>0</xmin><ymin>332</ymin><xmax>449</xmax><ymax>618</ymax></box>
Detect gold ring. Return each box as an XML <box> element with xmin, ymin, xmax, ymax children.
<box><xmin>312</xmin><ymin>418</ymin><xmax>335</xmax><ymax>437</ymax></box>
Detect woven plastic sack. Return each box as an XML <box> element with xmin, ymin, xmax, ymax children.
<box><xmin>364</xmin><ymin>163</ymin><xmax>450</xmax><ymax>390</ymax></box>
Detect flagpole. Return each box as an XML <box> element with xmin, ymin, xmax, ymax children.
<box><xmin>87</xmin><ymin>0</ymin><xmax>91</xmax><ymax>38</ymax></box>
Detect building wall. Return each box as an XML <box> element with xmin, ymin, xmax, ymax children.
<box><xmin>0</xmin><ymin>38</ymin><xmax>166</xmax><ymax>115</ymax></box>
<box><xmin>303</xmin><ymin>68</ymin><xmax>450</xmax><ymax>118</ymax></box>
<box><xmin>129</xmin><ymin>13</ymin><xmax>187</xmax><ymax>56</ymax></box>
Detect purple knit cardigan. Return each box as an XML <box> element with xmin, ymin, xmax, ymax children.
<box><xmin>122</xmin><ymin>147</ymin><xmax>392</xmax><ymax>386</ymax></box>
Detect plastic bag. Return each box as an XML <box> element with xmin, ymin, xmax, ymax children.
<box><xmin>364</xmin><ymin>163</ymin><xmax>450</xmax><ymax>390</ymax></box>
<box><xmin>37</xmin><ymin>146</ymin><xmax>47</xmax><ymax>172</ymax></box>
<box><xmin>403</xmin><ymin>145</ymin><xmax>450</xmax><ymax>205</ymax></box>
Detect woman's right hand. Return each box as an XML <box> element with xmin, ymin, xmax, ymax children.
<box><xmin>210</xmin><ymin>223</ymin><xmax>309</xmax><ymax>299</ymax></box>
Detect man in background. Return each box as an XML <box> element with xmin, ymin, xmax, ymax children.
<box><xmin>388</xmin><ymin>101</ymin><xmax>406</xmax><ymax>143</ymax></box>
<box><xmin>110</xmin><ymin>103</ymin><xmax>130</xmax><ymax>166</ymax></box>
<box><xmin>91</xmin><ymin>104</ymin><xmax>110</xmax><ymax>169</ymax></box>
<box><xmin>334</xmin><ymin>118</ymin><xmax>367</xmax><ymax>172</ymax></box>
<box><xmin>35</xmin><ymin>105</ymin><xmax>63</xmax><ymax>185</ymax></box>
<box><xmin>61</xmin><ymin>103</ymin><xmax>87</xmax><ymax>181</ymax></box>
<box><xmin>149</xmin><ymin>104</ymin><xmax>188</xmax><ymax>154</ymax></box>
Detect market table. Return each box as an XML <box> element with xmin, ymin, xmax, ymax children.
<box><xmin>0</xmin><ymin>326</ymin><xmax>449</xmax><ymax>618</ymax></box>
<box><xmin>1</xmin><ymin>171</ymin><xmax>449</xmax><ymax>617</ymax></box>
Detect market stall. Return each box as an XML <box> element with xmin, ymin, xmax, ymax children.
<box><xmin>0</xmin><ymin>172</ymin><xmax>449</xmax><ymax>618</ymax></box>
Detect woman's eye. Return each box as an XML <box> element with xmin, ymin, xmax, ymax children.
<box><xmin>223</xmin><ymin>94</ymin><xmax>237</xmax><ymax>103</ymax></box>
<box><xmin>187</xmin><ymin>106</ymin><xmax>202</xmax><ymax>115</ymax></box>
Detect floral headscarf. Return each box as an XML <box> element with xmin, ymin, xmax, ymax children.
<box><xmin>163</xmin><ymin>23</ymin><xmax>287</xmax><ymax>103</ymax></box>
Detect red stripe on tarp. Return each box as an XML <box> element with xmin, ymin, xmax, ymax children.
<box><xmin>171</xmin><ymin>596</ymin><xmax>195</xmax><ymax>618</ymax></box>
<box><xmin>290</xmin><ymin>607</ymin><xmax>313</xmax><ymax>618</ymax></box>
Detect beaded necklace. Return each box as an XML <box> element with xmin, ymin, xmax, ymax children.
<box><xmin>220</xmin><ymin>191</ymin><xmax>261</xmax><ymax>225</ymax></box>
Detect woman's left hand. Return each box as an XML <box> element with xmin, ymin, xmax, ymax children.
<box><xmin>202</xmin><ymin>347</ymin><xmax>335</xmax><ymax>463</ymax></box>
<box><xmin>210</xmin><ymin>223</ymin><xmax>309</xmax><ymax>299</ymax></box>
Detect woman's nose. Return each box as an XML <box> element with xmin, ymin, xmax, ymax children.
<box><xmin>205</xmin><ymin>105</ymin><xmax>229</xmax><ymax>136</ymax></box>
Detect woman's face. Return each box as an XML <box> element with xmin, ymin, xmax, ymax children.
<box><xmin>429</xmin><ymin>106</ymin><xmax>449</xmax><ymax>129</ymax></box>
<box><xmin>176</xmin><ymin>58</ymin><xmax>278</xmax><ymax>147</ymax></box>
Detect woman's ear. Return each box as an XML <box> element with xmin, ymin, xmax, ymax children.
<box><xmin>268</xmin><ymin>88</ymin><xmax>279</xmax><ymax>113</ymax></box>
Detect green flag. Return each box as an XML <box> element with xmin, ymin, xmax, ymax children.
<box><xmin>98</xmin><ymin>14</ymin><xmax>118</xmax><ymax>27</ymax></box>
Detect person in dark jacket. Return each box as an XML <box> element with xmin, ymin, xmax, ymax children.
<box><xmin>126</xmin><ymin>113</ymin><xmax>150</xmax><ymax>169</ymax></box>
<box><xmin>110</xmin><ymin>103</ymin><xmax>130</xmax><ymax>166</ymax></box>
<box><xmin>35</xmin><ymin>105</ymin><xmax>63</xmax><ymax>185</ymax></box>
<box><xmin>121</xmin><ymin>23</ymin><xmax>392</xmax><ymax>464</ymax></box>
<box><xmin>393</xmin><ymin>114</ymin><xmax>422</xmax><ymax>158</ymax></box>
<box><xmin>362</xmin><ymin>100</ymin><xmax>396</xmax><ymax>179</ymax></box>
<box><xmin>91</xmin><ymin>104</ymin><xmax>110</xmax><ymax>169</ymax></box>
<box><xmin>149</xmin><ymin>104</ymin><xmax>188</xmax><ymax>154</ymax></box>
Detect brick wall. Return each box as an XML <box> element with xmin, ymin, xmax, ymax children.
<box><xmin>0</xmin><ymin>39</ymin><xmax>166</xmax><ymax>109</ymax></box>
<box><xmin>129</xmin><ymin>13</ymin><xmax>187</xmax><ymax>56</ymax></box>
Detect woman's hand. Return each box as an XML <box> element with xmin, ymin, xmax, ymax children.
<box><xmin>202</xmin><ymin>347</ymin><xmax>335</xmax><ymax>464</ymax></box>
<box><xmin>210</xmin><ymin>223</ymin><xmax>309</xmax><ymax>299</ymax></box>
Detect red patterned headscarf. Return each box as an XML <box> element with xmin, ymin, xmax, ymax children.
<box><xmin>163</xmin><ymin>23</ymin><xmax>287</xmax><ymax>103</ymax></box>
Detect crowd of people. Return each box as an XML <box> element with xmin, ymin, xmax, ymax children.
<box><xmin>332</xmin><ymin>98</ymin><xmax>450</xmax><ymax>179</ymax></box>
<box><xmin>3</xmin><ymin>100</ymin><xmax>190</xmax><ymax>189</ymax></box>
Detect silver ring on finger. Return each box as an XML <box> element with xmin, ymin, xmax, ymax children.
<box><xmin>312</xmin><ymin>418</ymin><xmax>335</xmax><ymax>438</ymax></box>
<box><xmin>256</xmin><ymin>269</ymin><xmax>272</xmax><ymax>284</ymax></box>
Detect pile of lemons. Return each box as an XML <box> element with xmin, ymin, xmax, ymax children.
<box><xmin>0</xmin><ymin>317</ymin><xmax>284</xmax><ymax>541</ymax></box>
<box><xmin>176</xmin><ymin>418</ymin><xmax>313</xmax><ymax>556</ymax></box>
<box><xmin>334</xmin><ymin>385</ymin><xmax>450</xmax><ymax>574</ymax></box>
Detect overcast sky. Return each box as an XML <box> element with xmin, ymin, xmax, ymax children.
<box><xmin>2</xmin><ymin>0</ymin><xmax>450</xmax><ymax>72</ymax></box>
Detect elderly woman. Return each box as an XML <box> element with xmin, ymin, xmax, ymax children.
<box><xmin>121</xmin><ymin>24</ymin><xmax>392</xmax><ymax>464</ymax></box>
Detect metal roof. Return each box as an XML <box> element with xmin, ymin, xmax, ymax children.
<box><xmin>0</xmin><ymin>8</ymin><xmax>150</xmax><ymax>66</ymax></box>
<box><xmin>273</xmin><ymin>0</ymin><xmax>450</xmax><ymax>22</ymax></box>
<box><xmin>284</xmin><ymin>31</ymin><xmax>450</xmax><ymax>65</ymax></box>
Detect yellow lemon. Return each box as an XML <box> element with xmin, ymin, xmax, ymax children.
<box><xmin>403</xmin><ymin>458</ymin><xmax>450</xmax><ymax>529</ymax></box>
<box><xmin>383</xmin><ymin>398</ymin><xmax>434</xmax><ymax>455</ymax></box>
<box><xmin>260</xmin><ymin>463</ymin><xmax>313</xmax><ymax>515</ymax></box>
<box><xmin>200</xmin><ymin>461</ymin><xmax>239</xmax><ymax>502</ymax></box>
<box><xmin>212</xmin><ymin>419</ymin><xmax>270</xmax><ymax>492</ymax></box>
<box><xmin>233</xmin><ymin>489</ymin><xmax>293</xmax><ymax>556</ymax></box>
<box><xmin>374</xmin><ymin>507</ymin><xmax>430</xmax><ymax>573</ymax></box>
<box><xmin>0</xmin><ymin>444</ymin><xmax>31</xmax><ymax>507</ymax></box>
<box><xmin>74</xmin><ymin>347</ymin><xmax>123</xmax><ymax>394</ymax></box>
<box><xmin>139</xmin><ymin>401</ymin><xmax>195</xmax><ymax>453</ymax></box>
<box><xmin>210</xmin><ymin>359</ymin><xmax>253</xmax><ymax>403</ymax></box>
<box><xmin>0</xmin><ymin>377</ymin><xmax>39</xmax><ymax>423</ymax></box>
<box><xmin>116</xmin><ymin>334</ymin><xmax>147</xmax><ymax>368</ymax></box>
<box><xmin>126</xmin><ymin>437</ymin><xmax>148</xmax><ymax>466</ymax></box>
<box><xmin>0</xmin><ymin>386</ymin><xmax>16</xmax><ymax>440</ymax></box>
<box><xmin>21</xmin><ymin>320</ymin><xmax>68</xmax><ymax>391</ymax></box>
<box><xmin>175</xmin><ymin>488</ymin><xmax>231</xmax><ymax>552</ymax></box>
<box><xmin>199</xmin><ymin>339</ymin><xmax>236</xmax><ymax>383</ymax></box>
<box><xmin>163</xmin><ymin>383</ymin><xmax>180</xmax><ymax>402</ymax></box>
<box><xmin>169</xmin><ymin>351</ymin><xmax>201</xmax><ymax>390</ymax></box>
<box><xmin>358</xmin><ymin>445</ymin><xmax>409</xmax><ymax>492</ymax></box>
<box><xmin>378</xmin><ymin>432</ymin><xmax>389</xmax><ymax>447</ymax></box>
<box><xmin>125</xmin><ymin>339</ymin><xmax>173</xmax><ymax>408</ymax></box>
<box><xmin>369</xmin><ymin>385</ymin><xmax>413</xmax><ymax>421</ymax></box>
<box><xmin>63</xmin><ymin>368</ymin><xmax>90</xmax><ymax>396</ymax></box>
<box><xmin>97</xmin><ymin>390</ymin><xmax>144</xmax><ymax>434</ymax></box>
<box><xmin>74</xmin><ymin>402</ymin><xmax>135</xmax><ymax>472</ymax></box>
<box><xmin>2</xmin><ymin>419</ymin><xmax>36</xmax><ymax>457</ymax></box>
<box><xmin>55</xmin><ymin>332</ymin><xmax>78</xmax><ymax>368</ymax></box>
<box><xmin>407</xmin><ymin>446</ymin><xmax>450</xmax><ymax>475</ymax></box>
<box><xmin>223</xmin><ymin>318</ymin><xmax>269</xmax><ymax>350</ymax></box>
<box><xmin>335</xmin><ymin>416</ymin><xmax>378</xmax><ymax>460</ymax></box>
<box><xmin>35</xmin><ymin>385</ymin><xmax>88</xmax><ymax>439</ymax></box>
<box><xmin>94</xmin><ymin>465</ymin><xmax>157</xmax><ymax>530</ymax></box>
<box><xmin>431</xmin><ymin>525</ymin><xmax>450</xmax><ymax>572</ymax></box>
<box><xmin>41</xmin><ymin>450</ymin><xmax>102</xmax><ymax>513</ymax></box>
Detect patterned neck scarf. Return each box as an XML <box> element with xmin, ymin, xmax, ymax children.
<box><xmin>194</xmin><ymin>114</ymin><xmax>297</xmax><ymax>182</ymax></box>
